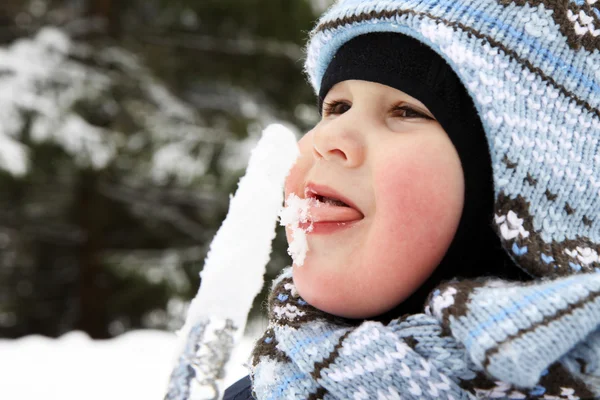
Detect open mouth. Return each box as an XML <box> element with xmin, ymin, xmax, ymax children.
<box><xmin>280</xmin><ymin>184</ymin><xmax>363</xmax><ymax>237</ymax></box>
<box><xmin>304</xmin><ymin>183</ymin><xmax>364</xmax><ymax>218</ymax></box>
<box><xmin>312</xmin><ymin>194</ymin><xmax>350</xmax><ymax>208</ymax></box>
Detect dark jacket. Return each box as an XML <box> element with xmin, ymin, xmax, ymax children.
<box><xmin>223</xmin><ymin>375</ymin><xmax>255</xmax><ymax>400</ymax></box>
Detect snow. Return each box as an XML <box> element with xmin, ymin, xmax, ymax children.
<box><xmin>179</xmin><ymin>123</ymin><xmax>298</xmax><ymax>337</ymax></box>
<box><xmin>164</xmin><ymin>124</ymin><xmax>298</xmax><ymax>398</ymax></box>
<box><xmin>0</xmin><ymin>329</ymin><xmax>259</xmax><ymax>400</ymax></box>
<box><xmin>279</xmin><ymin>193</ymin><xmax>314</xmax><ymax>266</ymax></box>
<box><xmin>0</xmin><ymin>27</ymin><xmax>116</xmax><ymax>173</ymax></box>
<box><xmin>35</xmin><ymin>26</ymin><xmax>71</xmax><ymax>54</ymax></box>
<box><xmin>0</xmin><ymin>26</ymin><xmax>226</xmax><ymax>186</ymax></box>
<box><xmin>32</xmin><ymin>113</ymin><xmax>116</xmax><ymax>169</ymax></box>
<box><xmin>150</xmin><ymin>141</ymin><xmax>210</xmax><ymax>185</ymax></box>
<box><xmin>0</xmin><ymin>134</ymin><xmax>28</xmax><ymax>176</ymax></box>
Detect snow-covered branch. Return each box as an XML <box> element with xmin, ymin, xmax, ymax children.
<box><xmin>98</xmin><ymin>183</ymin><xmax>215</xmax><ymax>242</ymax></box>
<box><xmin>0</xmin><ymin>27</ymin><xmax>232</xmax><ymax>185</ymax></box>
<box><xmin>102</xmin><ymin>246</ymin><xmax>204</xmax><ymax>292</ymax></box>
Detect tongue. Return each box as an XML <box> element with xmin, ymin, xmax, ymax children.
<box><xmin>308</xmin><ymin>201</ymin><xmax>363</xmax><ymax>223</ymax></box>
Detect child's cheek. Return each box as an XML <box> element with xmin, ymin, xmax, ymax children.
<box><xmin>284</xmin><ymin>131</ymin><xmax>315</xmax><ymax>197</ymax></box>
<box><xmin>374</xmin><ymin>146</ymin><xmax>464</xmax><ymax>274</ymax></box>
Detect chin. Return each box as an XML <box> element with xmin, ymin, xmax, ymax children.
<box><xmin>292</xmin><ymin>267</ymin><xmax>344</xmax><ymax>316</ymax></box>
<box><xmin>292</xmin><ymin>272</ymin><xmax>390</xmax><ymax>319</ymax></box>
<box><xmin>314</xmin><ymin>301</ymin><xmax>391</xmax><ymax>320</ymax></box>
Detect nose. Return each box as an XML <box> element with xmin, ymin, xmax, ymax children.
<box><xmin>312</xmin><ymin>114</ymin><xmax>366</xmax><ymax>168</ymax></box>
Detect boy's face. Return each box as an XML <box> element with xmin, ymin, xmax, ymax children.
<box><xmin>285</xmin><ymin>80</ymin><xmax>464</xmax><ymax>319</ymax></box>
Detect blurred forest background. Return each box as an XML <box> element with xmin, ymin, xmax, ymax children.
<box><xmin>0</xmin><ymin>0</ymin><xmax>330</xmax><ymax>339</ymax></box>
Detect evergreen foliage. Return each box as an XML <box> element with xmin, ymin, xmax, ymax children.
<box><xmin>0</xmin><ymin>0</ymin><xmax>328</xmax><ymax>338</ymax></box>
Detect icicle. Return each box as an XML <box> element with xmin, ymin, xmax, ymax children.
<box><xmin>165</xmin><ymin>124</ymin><xmax>299</xmax><ymax>400</ymax></box>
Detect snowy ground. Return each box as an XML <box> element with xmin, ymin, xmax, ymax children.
<box><xmin>0</xmin><ymin>328</ymin><xmax>260</xmax><ymax>399</ymax></box>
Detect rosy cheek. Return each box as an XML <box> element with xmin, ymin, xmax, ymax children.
<box><xmin>382</xmin><ymin>163</ymin><xmax>458</xmax><ymax>227</ymax></box>
<box><xmin>374</xmin><ymin>146</ymin><xmax>464</xmax><ymax>273</ymax></box>
<box><xmin>284</xmin><ymin>164</ymin><xmax>302</xmax><ymax>199</ymax></box>
<box><xmin>284</xmin><ymin>132</ymin><xmax>315</xmax><ymax>196</ymax></box>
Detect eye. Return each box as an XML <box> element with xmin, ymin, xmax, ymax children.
<box><xmin>322</xmin><ymin>100</ymin><xmax>351</xmax><ymax>116</ymax></box>
<box><xmin>392</xmin><ymin>105</ymin><xmax>435</xmax><ymax>120</ymax></box>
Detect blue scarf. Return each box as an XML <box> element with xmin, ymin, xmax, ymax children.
<box><xmin>250</xmin><ymin>267</ymin><xmax>600</xmax><ymax>399</ymax></box>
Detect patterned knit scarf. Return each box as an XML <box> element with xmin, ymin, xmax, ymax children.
<box><xmin>250</xmin><ymin>267</ymin><xmax>600</xmax><ymax>400</ymax></box>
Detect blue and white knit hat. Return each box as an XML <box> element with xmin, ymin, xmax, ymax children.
<box><xmin>305</xmin><ymin>0</ymin><xmax>600</xmax><ymax>279</ymax></box>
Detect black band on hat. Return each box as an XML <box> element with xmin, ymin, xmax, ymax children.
<box><xmin>320</xmin><ymin>33</ymin><xmax>461</xmax><ymax>135</ymax></box>
<box><xmin>318</xmin><ymin>33</ymin><xmax>530</xmax><ymax>321</ymax></box>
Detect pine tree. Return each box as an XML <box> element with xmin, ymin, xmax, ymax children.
<box><xmin>0</xmin><ymin>0</ymin><xmax>330</xmax><ymax>338</ymax></box>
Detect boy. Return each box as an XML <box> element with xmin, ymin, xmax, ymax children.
<box><xmin>225</xmin><ymin>0</ymin><xmax>600</xmax><ymax>399</ymax></box>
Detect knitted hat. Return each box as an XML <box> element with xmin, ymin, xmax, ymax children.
<box><xmin>305</xmin><ymin>0</ymin><xmax>600</xmax><ymax>279</ymax></box>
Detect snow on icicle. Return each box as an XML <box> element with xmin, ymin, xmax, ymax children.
<box><xmin>164</xmin><ymin>124</ymin><xmax>299</xmax><ymax>400</ymax></box>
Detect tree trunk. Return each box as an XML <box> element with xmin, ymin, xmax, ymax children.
<box><xmin>86</xmin><ymin>0</ymin><xmax>120</xmax><ymax>38</ymax></box>
<box><xmin>74</xmin><ymin>171</ymin><xmax>110</xmax><ymax>339</ymax></box>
